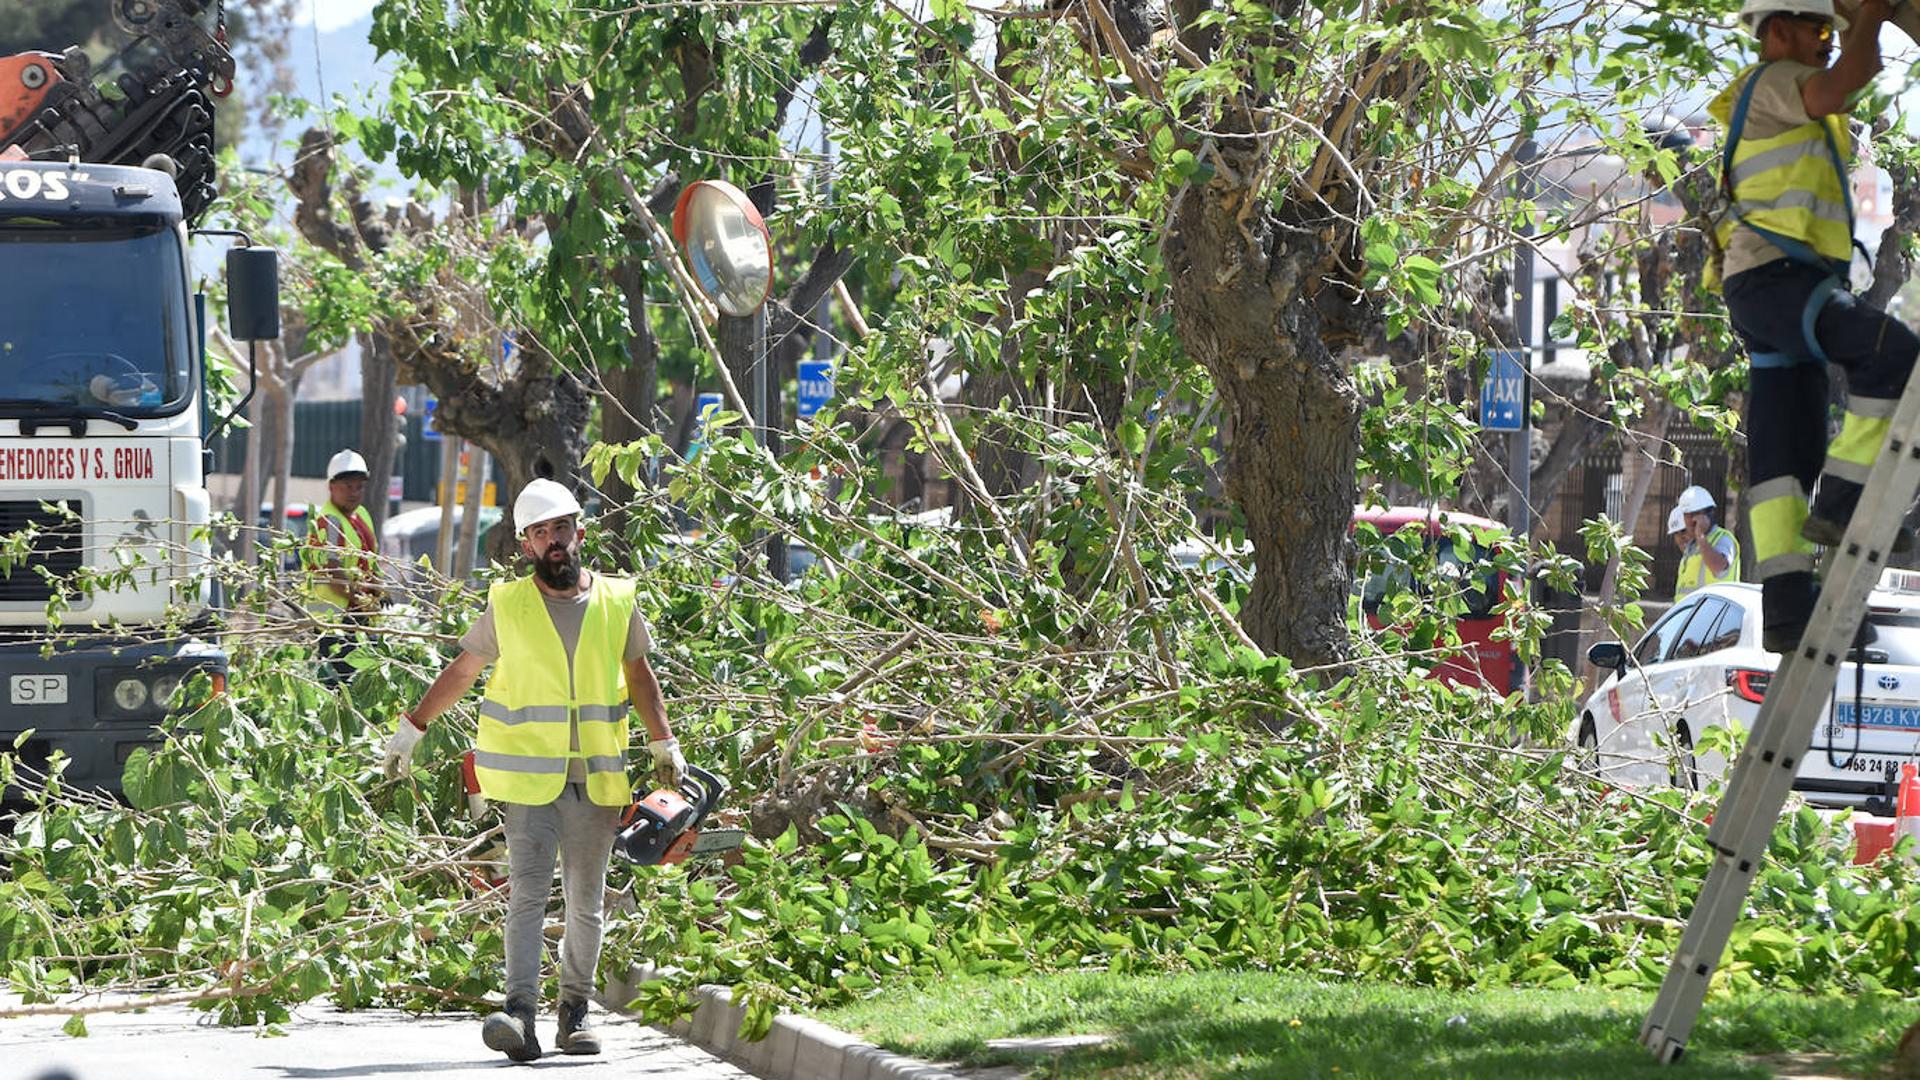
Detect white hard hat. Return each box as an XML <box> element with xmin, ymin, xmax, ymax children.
<box><xmin>326</xmin><ymin>449</ymin><xmax>369</xmax><ymax>480</ymax></box>
<box><xmin>1738</xmin><ymin>0</ymin><xmax>1848</xmax><ymax>35</ymax></box>
<box><xmin>513</xmin><ymin>478</ymin><xmax>583</xmax><ymax>535</ymax></box>
<box><xmin>1676</xmin><ymin>485</ymin><xmax>1716</xmax><ymax>514</ymax></box>
<box><xmin>1668</xmin><ymin>507</ymin><xmax>1687</xmax><ymax>535</ymax></box>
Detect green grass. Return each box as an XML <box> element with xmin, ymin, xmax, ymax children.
<box><xmin>813</xmin><ymin>970</ymin><xmax>1914</xmax><ymax>1079</ymax></box>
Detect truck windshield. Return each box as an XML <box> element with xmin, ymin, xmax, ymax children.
<box><xmin>0</xmin><ymin>222</ymin><xmax>189</xmax><ymax>414</ymax></box>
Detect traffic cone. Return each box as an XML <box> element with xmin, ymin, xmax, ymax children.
<box><xmin>1897</xmin><ymin>763</ymin><xmax>1920</xmax><ymax>853</ymax></box>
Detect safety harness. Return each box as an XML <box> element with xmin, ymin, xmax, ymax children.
<box><xmin>1721</xmin><ymin>61</ymin><xmax>1867</xmax><ymax>368</ymax></box>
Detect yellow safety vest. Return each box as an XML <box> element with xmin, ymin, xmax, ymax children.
<box><xmin>474</xmin><ymin>574</ymin><xmax>636</xmax><ymax>806</ymax></box>
<box><xmin>1708</xmin><ymin>63</ymin><xmax>1855</xmax><ymax>284</ymax></box>
<box><xmin>301</xmin><ymin>501</ymin><xmax>377</xmax><ymax>611</ymax></box>
<box><xmin>1676</xmin><ymin>525</ymin><xmax>1742</xmax><ymax>598</ymax></box>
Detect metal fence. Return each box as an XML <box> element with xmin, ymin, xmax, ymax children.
<box><xmin>208</xmin><ymin>399</ymin><xmax>494</xmax><ymax>502</ymax></box>
<box><xmin>1549</xmin><ymin>425</ymin><xmax>1736</xmax><ymax>598</ymax></box>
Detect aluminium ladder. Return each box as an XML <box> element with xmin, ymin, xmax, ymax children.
<box><xmin>1639</xmin><ymin>375</ymin><xmax>1920</xmax><ymax>1063</ymax></box>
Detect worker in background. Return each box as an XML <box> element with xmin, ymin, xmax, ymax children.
<box><xmin>1673</xmin><ymin>486</ymin><xmax>1742</xmax><ymax>599</ymax></box>
<box><xmin>1668</xmin><ymin>506</ymin><xmax>1692</xmax><ymax>572</ymax></box>
<box><xmin>304</xmin><ymin>449</ymin><xmax>382</xmax><ymax>683</ymax></box>
<box><xmin>1712</xmin><ymin>0</ymin><xmax>1918</xmax><ymax>651</ymax></box>
<box><xmin>381</xmin><ymin>478</ymin><xmax>685</xmax><ymax>1061</ymax></box>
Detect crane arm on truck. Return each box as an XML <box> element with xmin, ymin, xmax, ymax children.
<box><xmin>0</xmin><ymin>0</ymin><xmax>233</xmax><ymax>225</ymax></box>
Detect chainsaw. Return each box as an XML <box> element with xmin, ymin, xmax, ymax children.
<box><xmin>614</xmin><ymin>763</ymin><xmax>747</xmax><ymax>866</ymax></box>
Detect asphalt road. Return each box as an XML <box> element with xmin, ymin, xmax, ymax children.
<box><xmin>2</xmin><ymin>999</ymin><xmax>760</xmax><ymax>1079</ymax></box>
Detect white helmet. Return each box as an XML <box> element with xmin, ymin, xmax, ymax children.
<box><xmin>1668</xmin><ymin>506</ymin><xmax>1687</xmax><ymax>535</ymax></box>
<box><xmin>326</xmin><ymin>449</ymin><xmax>369</xmax><ymax>480</ymax></box>
<box><xmin>513</xmin><ymin>478</ymin><xmax>583</xmax><ymax>535</ymax></box>
<box><xmin>1676</xmin><ymin>485</ymin><xmax>1717</xmax><ymax>514</ymax></box>
<box><xmin>1738</xmin><ymin>0</ymin><xmax>1848</xmax><ymax>35</ymax></box>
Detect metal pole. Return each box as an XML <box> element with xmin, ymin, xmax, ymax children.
<box><xmin>1509</xmin><ymin>139</ymin><xmax>1537</xmax><ymax>703</ymax></box>
<box><xmin>758</xmin><ymin>305</ymin><xmax>788</xmax><ymax>583</ymax></box>
<box><xmin>1509</xmin><ymin>139</ymin><xmax>1537</xmax><ymax>541</ymax></box>
<box><xmin>753</xmin><ymin>304</ymin><xmax>768</xmax><ymax>442</ymax></box>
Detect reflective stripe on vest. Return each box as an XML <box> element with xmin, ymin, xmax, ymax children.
<box><xmin>301</xmin><ymin>501</ymin><xmax>377</xmax><ymax>610</ymax></box>
<box><xmin>1711</xmin><ymin>63</ymin><xmax>1856</xmax><ymax>276</ymax></box>
<box><xmin>475</xmin><ymin>574</ymin><xmax>636</xmax><ymax>806</ymax></box>
<box><xmin>1676</xmin><ymin>525</ymin><xmax>1741</xmax><ymax>598</ymax></box>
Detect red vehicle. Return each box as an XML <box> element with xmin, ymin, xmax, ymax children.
<box><xmin>1352</xmin><ymin>506</ymin><xmax>1520</xmax><ymax>693</ymax></box>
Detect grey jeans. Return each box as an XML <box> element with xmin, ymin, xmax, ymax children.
<box><xmin>503</xmin><ymin>783</ymin><xmax>620</xmax><ymax>1005</ymax></box>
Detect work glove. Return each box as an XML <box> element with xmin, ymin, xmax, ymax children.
<box><xmin>383</xmin><ymin>713</ymin><xmax>427</xmax><ymax>779</ymax></box>
<box><xmin>647</xmin><ymin>737</ymin><xmax>687</xmax><ymax>790</ymax></box>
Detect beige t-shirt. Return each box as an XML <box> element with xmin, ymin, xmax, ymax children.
<box><xmin>460</xmin><ymin>572</ymin><xmax>654</xmax><ymax>782</ymax></box>
<box><xmin>1722</xmin><ymin>60</ymin><xmax>1827</xmax><ymax>280</ymax></box>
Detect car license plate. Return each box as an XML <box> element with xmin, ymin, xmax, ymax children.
<box><xmin>1833</xmin><ymin>701</ymin><xmax>1920</xmax><ymax>730</ymax></box>
<box><xmin>1821</xmin><ymin>754</ymin><xmax>1908</xmax><ymax>777</ymax></box>
<box><xmin>9</xmin><ymin>674</ymin><xmax>66</xmax><ymax>705</ymax></box>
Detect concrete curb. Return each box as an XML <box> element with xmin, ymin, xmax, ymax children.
<box><xmin>603</xmin><ymin>963</ymin><xmax>967</xmax><ymax>1080</ymax></box>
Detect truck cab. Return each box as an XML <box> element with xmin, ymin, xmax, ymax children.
<box><xmin>0</xmin><ymin>158</ymin><xmax>272</xmax><ymax>794</ymax></box>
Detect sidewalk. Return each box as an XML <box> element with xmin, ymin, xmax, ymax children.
<box><xmin>1</xmin><ymin>996</ymin><xmax>756</xmax><ymax>1079</ymax></box>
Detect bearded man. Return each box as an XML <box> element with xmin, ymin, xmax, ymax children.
<box><xmin>380</xmin><ymin>478</ymin><xmax>685</xmax><ymax>1061</ymax></box>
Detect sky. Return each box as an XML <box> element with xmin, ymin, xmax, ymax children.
<box><xmin>292</xmin><ymin>0</ymin><xmax>382</xmax><ymax>35</ymax></box>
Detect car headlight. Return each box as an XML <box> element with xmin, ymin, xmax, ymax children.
<box><xmin>153</xmin><ymin>674</ymin><xmax>181</xmax><ymax>710</ymax></box>
<box><xmin>112</xmin><ymin>678</ymin><xmax>148</xmax><ymax>711</ymax></box>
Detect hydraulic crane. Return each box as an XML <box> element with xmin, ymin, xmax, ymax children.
<box><xmin>0</xmin><ymin>0</ymin><xmax>233</xmax><ymax>223</ymax></box>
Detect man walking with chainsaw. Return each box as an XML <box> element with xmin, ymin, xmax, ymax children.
<box><xmin>1714</xmin><ymin>0</ymin><xmax>1920</xmax><ymax>652</ymax></box>
<box><xmin>381</xmin><ymin>477</ymin><xmax>686</xmax><ymax>1061</ymax></box>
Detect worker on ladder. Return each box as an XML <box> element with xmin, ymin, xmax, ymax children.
<box><xmin>1713</xmin><ymin>0</ymin><xmax>1918</xmax><ymax>652</ymax></box>
<box><xmin>1673</xmin><ymin>486</ymin><xmax>1741</xmax><ymax>599</ymax></box>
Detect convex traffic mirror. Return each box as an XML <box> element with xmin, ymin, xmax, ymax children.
<box><xmin>671</xmin><ymin>179</ymin><xmax>772</xmax><ymax>317</ymax></box>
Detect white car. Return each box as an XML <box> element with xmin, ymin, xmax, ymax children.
<box><xmin>380</xmin><ymin>504</ymin><xmax>504</xmax><ymax>587</ymax></box>
<box><xmin>1575</xmin><ymin>572</ymin><xmax>1920</xmax><ymax>810</ymax></box>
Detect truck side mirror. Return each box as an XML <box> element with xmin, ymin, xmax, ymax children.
<box><xmin>226</xmin><ymin>247</ymin><xmax>280</xmax><ymax>341</ymax></box>
<box><xmin>1587</xmin><ymin>641</ymin><xmax>1628</xmax><ymax>671</ymax></box>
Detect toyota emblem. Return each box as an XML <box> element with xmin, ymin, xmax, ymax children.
<box><xmin>1879</xmin><ymin>674</ymin><xmax>1901</xmax><ymax>691</ymax></box>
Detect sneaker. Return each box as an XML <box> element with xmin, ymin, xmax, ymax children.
<box><xmin>556</xmin><ymin>997</ymin><xmax>602</xmax><ymax>1056</ymax></box>
<box><xmin>482</xmin><ymin>997</ymin><xmax>542</xmax><ymax>1062</ymax></box>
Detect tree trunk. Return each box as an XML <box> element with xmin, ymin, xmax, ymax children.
<box><xmin>359</xmin><ymin>330</ymin><xmax>400</xmax><ymax>534</ymax></box>
<box><xmin>1582</xmin><ymin>401</ymin><xmax>1671</xmax><ymax>681</ymax></box>
<box><xmin>455</xmin><ymin>446</ymin><xmax>490</xmax><ymax>579</ymax></box>
<box><xmin>599</xmin><ymin>259</ymin><xmax>660</xmax><ymax>548</ymax></box>
<box><xmin>267</xmin><ymin>379</ymin><xmax>295</xmax><ymax>531</ymax></box>
<box><xmin>415</xmin><ymin>343</ymin><xmax>593</xmax><ymax>566</ymax></box>
<box><xmin>1528</xmin><ymin>408</ymin><xmax>1604</xmax><ymax>535</ymax></box>
<box><xmin>1164</xmin><ymin>190</ymin><xmax>1359</xmax><ymax>669</ymax></box>
<box><xmin>667</xmin><ymin>381</ymin><xmax>698</xmax><ymax>458</ymax></box>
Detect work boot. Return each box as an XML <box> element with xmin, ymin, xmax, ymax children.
<box><xmin>482</xmin><ymin>996</ymin><xmax>542</xmax><ymax>1062</ymax></box>
<box><xmin>556</xmin><ymin>997</ymin><xmax>602</xmax><ymax>1056</ymax></box>
<box><xmin>1761</xmin><ymin>573</ymin><xmax>1817</xmax><ymax>655</ymax></box>
<box><xmin>1802</xmin><ymin>480</ymin><xmax>1916</xmax><ymax>552</ymax></box>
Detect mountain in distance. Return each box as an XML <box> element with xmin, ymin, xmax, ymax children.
<box><xmin>240</xmin><ymin>12</ymin><xmax>391</xmax><ymax>179</ymax></box>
